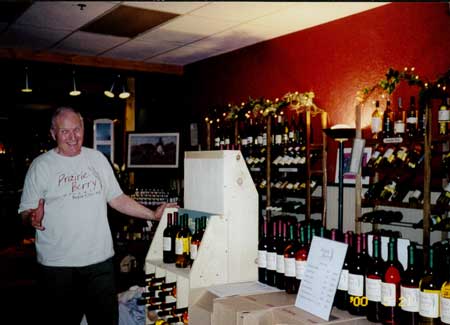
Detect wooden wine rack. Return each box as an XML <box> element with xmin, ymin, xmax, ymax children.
<box><xmin>144</xmin><ymin>150</ymin><xmax>258</xmax><ymax>324</ymax></box>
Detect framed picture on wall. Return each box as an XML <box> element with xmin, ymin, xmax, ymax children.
<box><xmin>334</xmin><ymin>147</ymin><xmax>371</xmax><ymax>185</ymax></box>
<box><xmin>127</xmin><ymin>132</ymin><xmax>179</xmax><ymax>168</ymax></box>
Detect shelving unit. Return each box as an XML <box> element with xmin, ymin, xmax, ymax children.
<box><xmin>144</xmin><ymin>150</ymin><xmax>258</xmax><ymax>323</ymax></box>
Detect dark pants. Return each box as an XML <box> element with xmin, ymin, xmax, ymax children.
<box><xmin>37</xmin><ymin>257</ymin><xmax>118</xmax><ymax>325</ymax></box>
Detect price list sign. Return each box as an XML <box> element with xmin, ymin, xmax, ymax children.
<box><xmin>295</xmin><ymin>236</ymin><xmax>348</xmax><ymax>321</ymax></box>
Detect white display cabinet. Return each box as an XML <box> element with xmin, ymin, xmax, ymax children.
<box><xmin>144</xmin><ymin>150</ymin><xmax>258</xmax><ymax>321</ymax></box>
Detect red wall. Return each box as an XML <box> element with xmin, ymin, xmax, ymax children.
<box><xmin>184</xmin><ymin>3</ymin><xmax>450</xmax><ymax>178</ymax></box>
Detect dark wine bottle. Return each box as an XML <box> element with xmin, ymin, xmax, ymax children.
<box><xmin>366</xmin><ymin>235</ymin><xmax>384</xmax><ymax>322</ymax></box>
<box><xmin>284</xmin><ymin>224</ymin><xmax>301</xmax><ymax>294</ymax></box>
<box><xmin>276</xmin><ymin>220</ymin><xmax>288</xmax><ymax>290</ymax></box>
<box><xmin>163</xmin><ymin>212</ymin><xmax>175</xmax><ymax>263</ymax></box>
<box><xmin>175</xmin><ymin>214</ymin><xmax>191</xmax><ymax>268</ymax></box>
<box><xmin>381</xmin><ymin>237</ymin><xmax>404</xmax><ymax>325</ymax></box>
<box><xmin>382</xmin><ymin>100</ymin><xmax>394</xmax><ymax>139</ymax></box>
<box><xmin>258</xmin><ymin>218</ymin><xmax>269</xmax><ymax>284</ymax></box>
<box><xmin>400</xmin><ymin>243</ymin><xmax>420</xmax><ymax>324</ymax></box>
<box><xmin>335</xmin><ymin>231</ymin><xmax>352</xmax><ymax>310</ymax></box>
<box><xmin>348</xmin><ymin>233</ymin><xmax>367</xmax><ymax>316</ymax></box>
<box><xmin>266</xmin><ymin>220</ymin><xmax>278</xmax><ymax>287</ymax></box>
<box><xmin>295</xmin><ymin>225</ymin><xmax>309</xmax><ymax>289</ymax></box>
<box><xmin>418</xmin><ymin>247</ymin><xmax>441</xmax><ymax>324</ymax></box>
<box><xmin>406</xmin><ymin>96</ymin><xmax>418</xmax><ymax>138</ymax></box>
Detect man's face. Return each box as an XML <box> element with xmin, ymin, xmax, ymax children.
<box><xmin>51</xmin><ymin>111</ymin><xmax>84</xmax><ymax>157</ymax></box>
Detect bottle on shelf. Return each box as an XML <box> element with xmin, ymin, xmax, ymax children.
<box><xmin>400</xmin><ymin>243</ymin><xmax>420</xmax><ymax>324</ymax></box>
<box><xmin>175</xmin><ymin>214</ymin><xmax>191</xmax><ymax>268</ymax></box>
<box><xmin>440</xmin><ymin>246</ymin><xmax>450</xmax><ymax>324</ymax></box>
<box><xmin>382</xmin><ymin>100</ymin><xmax>395</xmax><ymax>139</ymax></box>
<box><xmin>438</xmin><ymin>96</ymin><xmax>449</xmax><ymax>136</ymax></box>
<box><xmin>365</xmin><ymin>235</ymin><xmax>384</xmax><ymax>323</ymax></box>
<box><xmin>258</xmin><ymin>217</ymin><xmax>269</xmax><ymax>284</ymax></box>
<box><xmin>372</xmin><ymin>100</ymin><xmax>383</xmax><ymax>139</ymax></box>
<box><xmin>294</xmin><ymin>225</ymin><xmax>310</xmax><ymax>291</ymax></box>
<box><xmin>163</xmin><ymin>213</ymin><xmax>175</xmax><ymax>263</ymax></box>
<box><xmin>335</xmin><ymin>230</ymin><xmax>353</xmax><ymax>311</ymax></box>
<box><xmin>348</xmin><ymin>233</ymin><xmax>367</xmax><ymax>316</ymax></box>
<box><xmin>189</xmin><ymin>218</ymin><xmax>202</xmax><ymax>265</ymax></box>
<box><xmin>381</xmin><ymin>237</ymin><xmax>404</xmax><ymax>325</ymax></box>
<box><xmin>276</xmin><ymin>220</ymin><xmax>288</xmax><ymax>290</ymax></box>
<box><xmin>284</xmin><ymin>223</ymin><xmax>301</xmax><ymax>294</ymax></box>
<box><xmin>394</xmin><ymin>97</ymin><xmax>406</xmax><ymax>138</ymax></box>
<box><xmin>266</xmin><ymin>219</ymin><xmax>278</xmax><ymax>287</ymax></box>
<box><xmin>406</xmin><ymin>96</ymin><xmax>418</xmax><ymax>138</ymax></box>
<box><xmin>436</xmin><ymin>183</ymin><xmax>450</xmax><ymax>209</ymax></box>
<box><xmin>419</xmin><ymin>246</ymin><xmax>441</xmax><ymax>324</ymax></box>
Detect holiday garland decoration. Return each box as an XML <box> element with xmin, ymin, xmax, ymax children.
<box><xmin>356</xmin><ymin>67</ymin><xmax>450</xmax><ymax>105</ymax></box>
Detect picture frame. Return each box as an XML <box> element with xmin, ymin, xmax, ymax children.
<box><xmin>127</xmin><ymin>132</ymin><xmax>179</xmax><ymax>168</ymax></box>
<box><xmin>334</xmin><ymin>146</ymin><xmax>372</xmax><ymax>185</ymax></box>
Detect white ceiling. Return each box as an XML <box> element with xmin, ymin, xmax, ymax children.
<box><xmin>0</xmin><ymin>1</ymin><xmax>388</xmax><ymax>67</ymax></box>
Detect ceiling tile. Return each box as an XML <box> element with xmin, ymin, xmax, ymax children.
<box><xmin>189</xmin><ymin>2</ymin><xmax>294</xmax><ymax>22</ymax></box>
<box><xmin>0</xmin><ymin>25</ymin><xmax>69</xmax><ymax>50</ymax></box>
<box><xmin>138</xmin><ymin>14</ymin><xmax>237</xmax><ymax>44</ymax></box>
<box><xmin>81</xmin><ymin>5</ymin><xmax>178</xmax><ymax>38</ymax></box>
<box><xmin>15</xmin><ymin>1</ymin><xmax>118</xmax><ymax>30</ymax></box>
<box><xmin>123</xmin><ymin>1</ymin><xmax>207</xmax><ymax>15</ymax></box>
<box><xmin>51</xmin><ymin>31</ymin><xmax>128</xmax><ymax>56</ymax></box>
<box><xmin>103</xmin><ymin>39</ymin><xmax>181</xmax><ymax>61</ymax></box>
<box><xmin>149</xmin><ymin>44</ymin><xmax>223</xmax><ymax>65</ymax></box>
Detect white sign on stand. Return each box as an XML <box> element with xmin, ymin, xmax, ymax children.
<box><xmin>295</xmin><ymin>236</ymin><xmax>348</xmax><ymax>321</ymax></box>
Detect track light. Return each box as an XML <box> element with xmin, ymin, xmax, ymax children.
<box><xmin>69</xmin><ymin>70</ymin><xmax>81</xmax><ymax>96</ymax></box>
<box><xmin>21</xmin><ymin>66</ymin><xmax>32</xmax><ymax>93</ymax></box>
<box><xmin>104</xmin><ymin>74</ymin><xmax>130</xmax><ymax>99</ymax></box>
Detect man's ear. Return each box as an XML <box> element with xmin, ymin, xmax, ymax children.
<box><xmin>50</xmin><ymin>129</ymin><xmax>56</xmax><ymax>141</ymax></box>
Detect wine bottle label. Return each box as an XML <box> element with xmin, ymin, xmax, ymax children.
<box><xmin>276</xmin><ymin>254</ymin><xmax>285</xmax><ymax>273</ymax></box>
<box><xmin>444</xmin><ymin>183</ymin><xmax>450</xmax><ymax>192</ymax></box>
<box><xmin>284</xmin><ymin>257</ymin><xmax>296</xmax><ymax>277</ymax></box>
<box><xmin>419</xmin><ymin>290</ymin><xmax>440</xmax><ymax>318</ymax></box>
<box><xmin>337</xmin><ymin>269</ymin><xmax>349</xmax><ymax>291</ymax></box>
<box><xmin>190</xmin><ymin>244</ymin><xmax>198</xmax><ymax>260</ymax></box>
<box><xmin>411</xmin><ymin>190</ymin><xmax>422</xmax><ymax>199</ymax></box>
<box><xmin>381</xmin><ymin>282</ymin><xmax>397</xmax><ymax>307</ymax></box>
<box><xmin>267</xmin><ymin>252</ymin><xmax>277</xmax><ymax>270</ymax></box>
<box><xmin>175</xmin><ymin>238</ymin><xmax>183</xmax><ymax>255</ymax></box>
<box><xmin>365</xmin><ymin>277</ymin><xmax>381</xmax><ymax>302</ymax></box>
<box><xmin>295</xmin><ymin>260</ymin><xmax>307</xmax><ymax>280</ymax></box>
<box><xmin>439</xmin><ymin>109</ymin><xmax>450</xmax><ymax>122</ymax></box>
<box><xmin>275</xmin><ymin>135</ymin><xmax>282</xmax><ymax>144</ymax></box>
<box><xmin>400</xmin><ymin>286</ymin><xmax>420</xmax><ymax>312</ymax></box>
<box><xmin>441</xmin><ymin>296</ymin><xmax>450</xmax><ymax>324</ymax></box>
<box><xmin>371</xmin><ymin>117</ymin><xmax>382</xmax><ymax>133</ymax></box>
<box><xmin>258</xmin><ymin>250</ymin><xmax>267</xmax><ymax>268</ymax></box>
<box><xmin>383</xmin><ymin>148</ymin><xmax>395</xmax><ymax>159</ymax></box>
<box><xmin>396</xmin><ymin>148</ymin><xmax>408</xmax><ymax>161</ymax></box>
<box><xmin>407</xmin><ymin>117</ymin><xmax>418</xmax><ymax>124</ymax></box>
<box><xmin>348</xmin><ymin>273</ymin><xmax>364</xmax><ymax>296</ymax></box>
<box><xmin>163</xmin><ymin>237</ymin><xmax>171</xmax><ymax>251</ymax></box>
<box><xmin>257</xmin><ymin>135</ymin><xmax>263</xmax><ymax>144</ymax></box>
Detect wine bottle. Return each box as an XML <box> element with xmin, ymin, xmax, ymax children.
<box><xmin>348</xmin><ymin>233</ymin><xmax>367</xmax><ymax>316</ymax></box>
<box><xmin>266</xmin><ymin>220</ymin><xmax>278</xmax><ymax>287</ymax></box>
<box><xmin>175</xmin><ymin>214</ymin><xmax>191</xmax><ymax>268</ymax></box>
<box><xmin>381</xmin><ymin>237</ymin><xmax>404</xmax><ymax>325</ymax></box>
<box><xmin>406</xmin><ymin>96</ymin><xmax>418</xmax><ymax>138</ymax></box>
<box><xmin>335</xmin><ymin>230</ymin><xmax>353</xmax><ymax>310</ymax></box>
<box><xmin>436</xmin><ymin>183</ymin><xmax>450</xmax><ymax>208</ymax></box>
<box><xmin>394</xmin><ymin>97</ymin><xmax>406</xmax><ymax>138</ymax></box>
<box><xmin>366</xmin><ymin>235</ymin><xmax>384</xmax><ymax>322</ymax></box>
<box><xmin>284</xmin><ymin>224</ymin><xmax>301</xmax><ymax>294</ymax></box>
<box><xmin>438</xmin><ymin>96</ymin><xmax>449</xmax><ymax>136</ymax></box>
<box><xmin>189</xmin><ymin>218</ymin><xmax>202</xmax><ymax>265</ymax></box>
<box><xmin>400</xmin><ymin>243</ymin><xmax>420</xmax><ymax>324</ymax></box>
<box><xmin>258</xmin><ymin>218</ymin><xmax>269</xmax><ymax>284</ymax></box>
<box><xmin>440</xmin><ymin>245</ymin><xmax>450</xmax><ymax>324</ymax></box>
<box><xmin>276</xmin><ymin>220</ymin><xmax>288</xmax><ymax>290</ymax></box>
<box><xmin>146</xmin><ymin>301</ymin><xmax>177</xmax><ymax>312</ymax></box>
<box><xmin>372</xmin><ymin>100</ymin><xmax>383</xmax><ymax>139</ymax></box>
<box><xmin>295</xmin><ymin>225</ymin><xmax>309</xmax><ymax>290</ymax></box>
<box><xmin>163</xmin><ymin>213</ymin><xmax>175</xmax><ymax>263</ymax></box>
<box><xmin>383</xmin><ymin>100</ymin><xmax>395</xmax><ymax>139</ymax></box>
<box><xmin>419</xmin><ymin>247</ymin><xmax>441</xmax><ymax>324</ymax></box>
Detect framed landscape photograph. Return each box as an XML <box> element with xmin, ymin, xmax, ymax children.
<box><xmin>127</xmin><ymin>132</ymin><xmax>179</xmax><ymax>168</ymax></box>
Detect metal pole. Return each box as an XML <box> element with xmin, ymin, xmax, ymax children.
<box><xmin>338</xmin><ymin>139</ymin><xmax>345</xmax><ymax>233</ymax></box>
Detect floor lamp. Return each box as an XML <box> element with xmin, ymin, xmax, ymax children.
<box><xmin>323</xmin><ymin>126</ymin><xmax>356</xmax><ymax>233</ymax></box>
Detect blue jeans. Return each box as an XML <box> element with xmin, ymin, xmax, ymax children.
<box><xmin>37</xmin><ymin>257</ymin><xmax>118</xmax><ymax>325</ymax></box>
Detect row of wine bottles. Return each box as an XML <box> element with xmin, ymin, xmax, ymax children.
<box><xmin>138</xmin><ymin>272</ymin><xmax>188</xmax><ymax>325</ymax></box>
<box><xmin>131</xmin><ymin>188</ymin><xmax>179</xmax><ymax>207</ymax></box>
<box><xmin>370</xmin><ymin>95</ymin><xmax>449</xmax><ymax>140</ymax></box>
<box><xmin>162</xmin><ymin>212</ymin><xmax>208</xmax><ymax>268</ymax></box>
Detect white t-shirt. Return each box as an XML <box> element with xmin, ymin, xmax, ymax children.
<box><xmin>18</xmin><ymin>147</ymin><xmax>123</xmax><ymax>267</ymax></box>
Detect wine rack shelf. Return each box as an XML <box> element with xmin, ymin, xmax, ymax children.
<box><xmin>144</xmin><ymin>150</ymin><xmax>258</xmax><ymax>324</ymax></box>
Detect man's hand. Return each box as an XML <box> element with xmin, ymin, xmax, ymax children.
<box><xmin>153</xmin><ymin>202</ymin><xmax>178</xmax><ymax>221</ymax></box>
<box><xmin>30</xmin><ymin>199</ymin><xmax>45</xmax><ymax>230</ymax></box>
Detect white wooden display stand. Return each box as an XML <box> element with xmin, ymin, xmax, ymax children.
<box><xmin>144</xmin><ymin>150</ymin><xmax>258</xmax><ymax>322</ymax></box>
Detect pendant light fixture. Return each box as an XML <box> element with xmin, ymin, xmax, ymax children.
<box><xmin>21</xmin><ymin>66</ymin><xmax>32</xmax><ymax>93</ymax></box>
<box><xmin>104</xmin><ymin>74</ymin><xmax>130</xmax><ymax>99</ymax></box>
<box><xmin>119</xmin><ymin>77</ymin><xmax>130</xmax><ymax>99</ymax></box>
<box><xmin>69</xmin><ymin>70</ymin><xmax>81</xmax><ymax>96</ymax></box>
<box><xmin>104</xmin><ymin>75</ymin><xmax>116</xmax><ymax>98</ymax></box>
